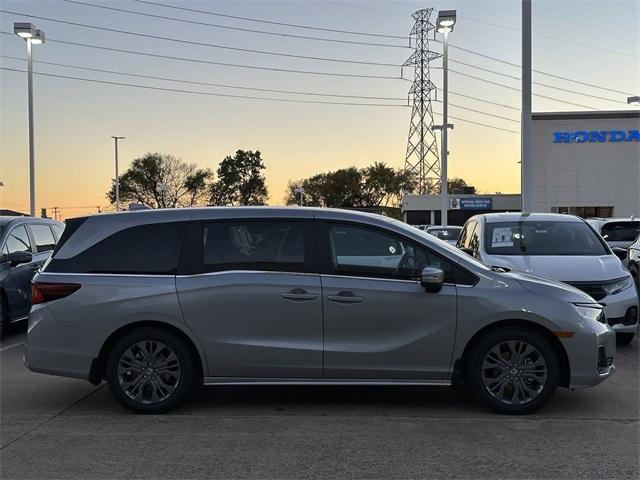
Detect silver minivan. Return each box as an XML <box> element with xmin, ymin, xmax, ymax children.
<box><xmin>26</xmin><ymin>208</ymin><xmax>615</xmax><ymax>414</ymax></box>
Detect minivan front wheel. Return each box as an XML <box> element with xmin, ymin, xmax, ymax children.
<box><xmin>105</xmin><ymin>328</ymin><xmax>196</xmax><ymax>414</ymax></box>
<box><xmin>466</xmin><ymin>328</ymin><xmax>559</xmax><ymax>415</ymax></box>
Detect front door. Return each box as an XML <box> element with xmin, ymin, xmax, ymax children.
<box><xmin>2</xmin><ymin>225</ymin><xmax>38</xmax><ymax>320</ymax></box>
<box><xmin>319</xmin><ymin>222</ymin><xmax>458</xmax><ymax>380</ymax></box>
<box><xmin>177</xmin><ymin>219</ymin><xmax>323</xmax><ymax>378</ymax></box>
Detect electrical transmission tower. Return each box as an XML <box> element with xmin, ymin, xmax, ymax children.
<box><xmin>403</xmin><ymin>8</ymin><xmax>442</xmax><ymax>195</ymax></box>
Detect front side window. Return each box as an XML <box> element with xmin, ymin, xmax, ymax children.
<box><xmin>485</xmin><ymin>221</ymin><xmax>609</xmax><ymax>256</ymax></box>
<box><xmin>328</xmin><ymin>223</ymin><xmax>455</xmax><ymax>281</ymax></box>
<box><xmin>46</xmin><ymin>222</ymin><xmax>185</xmax><ymax>274</ymax></box>
<box><xmin>5</xmin><ymin>226</ymin><xmax>32</xmax><ymax>255</ymax></box>
<box><xmin>201</xmin><ymin>221</ymin><xmax>306</xmax><ymax>273</ymax></box>
<box><xmin>30</xmin><ymin>224</ymin><xmax>57</xmax><ymax>252</ymax></box>
<box><xmin>601</xmin><ymin>222</ymin><xmax>640</xmax><ymax>242</ymax></box>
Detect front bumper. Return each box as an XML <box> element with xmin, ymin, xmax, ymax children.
<box><xmin>601</xmin><ymin>286</ymin><xmax>638</xmax><ymax>334</ymax></box>
<box><xmin>563</xmin><ymin>317</ymin><xmax>616</xmax><ymax>389</ymax></box>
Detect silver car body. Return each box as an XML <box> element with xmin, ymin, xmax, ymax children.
<box><xmin>27</xmin><ymin>208</ymin><xmax>615</xmax><ymax>390</ymax></box>
<box><xmin>458</xmin><ymin>212</ymin><xmax>639</xmax><ymax>335</ymax></box>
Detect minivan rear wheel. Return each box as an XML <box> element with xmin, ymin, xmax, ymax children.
<box><xmin>105</xmin><ymin>328</ymin><xmax>196</xmax><ymax>414</ymax></box>
<box><xmin>466</xmin><ymin>327</ymin><xmax>559</xmax><ymax>415</ymax></box>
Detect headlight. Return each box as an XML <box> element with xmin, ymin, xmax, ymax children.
<box><xmin>572</xmin><ymin>303</ymin><xmax>606</xmax><ymax>324</ymax></box>
<box><xmin>602</xmin><ymin>276</ymin><xmax>633</xmax><ymax>296</ymax></box>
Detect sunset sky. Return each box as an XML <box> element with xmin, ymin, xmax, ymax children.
<box><xmin>1</xmin><ymin>0</ymin><xmax>638</xmax><ymax>219</ymax></box>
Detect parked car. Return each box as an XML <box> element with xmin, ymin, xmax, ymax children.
<box><xmin>426</xmin><ymin>226</ymin><xmax>463</xmax><ymax>245</ymax></box>
<box><xmin>27</xmin><ymin>208</ymin><xmax>615</xmax><ymax>414</ymax></box>
<box><xmin>0</xmin><ymin>216</ymin><xmax>64</xmax><ymax>336</ymax></box>
<box><xmin>585</xmin><ymin>217</ymin><xmax>640</xmax><ymax>250</ymax></box>
<box><xmin>627</xmin><ymin>233</ymin><xmax>640</xmax><ymax>293</ymax></box>
<box><xmin>457</xmin><ymin>213</ymin><xmax>638</xmax><ymax>345</ymax></box>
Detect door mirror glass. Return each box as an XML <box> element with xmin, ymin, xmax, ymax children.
<box><xmin>9</xmin><ymin>251</ymin><xmax>32</xmax><ymax>266</ymax></box>
<box><xmin>420</xmin><ymin>266</ymin><xmax>444</xmax><ymax>292</ymax></box>
<box><xmin>612</xmin><ymin>247</ymin><xmax>628</xmax><ymax>261</ymax></box>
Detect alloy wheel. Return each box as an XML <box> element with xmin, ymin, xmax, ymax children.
<box><xmin>481</xmin><ymin>340</ymin><xmax>548</xmax><ymax>405</ymax></box>
<box><xmin>117</xmin><ymin>340</ymin><xmax>181</xmax><ymax>405</ymax></box>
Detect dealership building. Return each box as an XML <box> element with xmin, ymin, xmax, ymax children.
<box><xmin>402</xmin><ymin>110</ymin><xmax>640</xmax><ymax>225</ymax></box>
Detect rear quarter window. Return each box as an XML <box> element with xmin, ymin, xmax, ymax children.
<box><xmin>46</xmin><ymin>222</ymin><xmax>186</xmax><ymax>274</ymax></box>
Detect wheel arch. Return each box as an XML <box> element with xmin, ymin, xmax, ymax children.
<box><xmin>454</xmin><ymin>319</ymin><xmax>571</xmax><ymax>388</ymax></box>
<box><xmin>89</xmin><ymin>320</ymin><xmax>205</xmax><ymax>385</ymax></box>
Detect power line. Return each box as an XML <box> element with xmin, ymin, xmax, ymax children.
<box><xmin>131</xmin><ymin>0</ymin><xmax>406</xmax><ymax>40</ymax></box>
<box><xmin>0</xmin><ymin>31</ymin><xmax>400</xmax><ymax>80</ymax></box>
<box><xmin>0</xmin><ymin>54</ymin><xmax>405</xmax><ymax>101</ymax></box>
<box><xmin>449</xmin><ymin>59</ymin><xmax>626</xmax><ymax>104</ymax></box>
<box><xmin>0</xmin><ymin>9</ymin><xmax>401</xmax><ymax>67</ymax></box>
<box><xmin>0</xmin><ymin>66</ymin><xmax>407</xmax><ymax>107</ymax></box>
<box><xmin>61</xmin><ymin>0</ymin><xmax>408</xmax><ymax>49</ymax></box>
<box><xmin>384</xmin><ymin>0</ymin><xmax>640</xmax><ymax>59</ymax></box>
<box><xmin>1</xmin><ymin>66</ymin><xmax>519</xmax><ymax>134</ymax></box>
<box><xmin>449</xmin><ymin>69</ymin><xmax>598</xmax><ymax>110</ymax></box>
<box><xmin>2</xmin><ymin>55</ymin><xmax>521</xmax><ymax>122</ymax></box>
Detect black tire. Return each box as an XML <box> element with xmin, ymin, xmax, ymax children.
<box><xmin>465</xmin><ymin>327</ymin><xmax>559</xmax><ymax>415</ymax></box>
<box><xmin>105</xmin><ymin>327</ymin><xmax>196</xmax><ymax>414</ymax></box>
<box><xmin>616</xmin><ymin>332</ymin><xmax>635</xmax><ymax>346</ymax></box>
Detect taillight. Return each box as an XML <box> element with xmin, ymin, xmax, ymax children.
<box><xmin>31</xmin><ymin>282</ymin><xmax>81</xmax><ymax>305</ymax></box>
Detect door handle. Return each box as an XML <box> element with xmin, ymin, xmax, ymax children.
<box><xmin>281</xmin><ymin>288</ymin><xmax>318</xmax><ymax>301</ymax></box>
<box><xmin>327</xmin><ymin>291</ymin><xmax>364</xmax><ymax>303</ymax></box>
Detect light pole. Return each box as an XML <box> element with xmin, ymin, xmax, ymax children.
<box><xmin>111</xmin><ymin>136</ymin><xmax>125</xmax><ymax>211</ymax></box>
<box><xmin>521</xmin><ymin>0</ymin><xmax>533</xmax><ymax>213</ymax></box>
<box><xmin>14</xmin><ymin>22</ymin><xmax>45</xmax><ymax>217</ymax></box>
<box><xmin>294</xmin><ymin>187</ymin><xmax>305</xmax><ymax>206</ymax></box>
<box><xmin>437</xmin><ymin>10</ymin><xmax>456</xmax><ymax>227</ymax></box>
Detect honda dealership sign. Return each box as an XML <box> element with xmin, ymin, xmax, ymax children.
<box><xmin>553</xmin><ymin>129</ymin><xmax>640</xmax><ymax>143</ymax></box>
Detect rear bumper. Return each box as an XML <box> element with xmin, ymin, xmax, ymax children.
<box><xmin>25</xmin><ymin>303</ymin><xmax>98</xmax><ymax>381</ymax></box>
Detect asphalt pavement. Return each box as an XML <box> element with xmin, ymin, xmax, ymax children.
<box><xmin>1</xmin><ymin>328</ymin><xmax>638</xmax><ymax>479</ymax></box>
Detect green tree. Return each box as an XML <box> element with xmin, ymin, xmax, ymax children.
<box><xmin>285</xmin><ymin>163</ymin><xmax>415</xmax><ymax>208</ymax></box>
<box><xmin>106</xmin><ymin>153</ymin><xmax>213</xmax><ymax>208</ymax></box>
<box><xmin>210</xmin><ymin>150</ymin><xmax>269</xmax><ymax>206</ymax></box>
<box><xmin>448</xmin><ymin>177</ymin><xmax>476</xmax><ymax>194</ymax></box>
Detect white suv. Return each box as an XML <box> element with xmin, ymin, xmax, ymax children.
<box><xmin>457</xmin><ymin>213</ymin><xmax>638</xmax><ymax>345</ymax></box>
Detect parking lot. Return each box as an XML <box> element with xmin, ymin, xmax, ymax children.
<box><xmin>0</xmin><ymin>329</ymin><xmax>637</xmax><ymax>480</ymax></box>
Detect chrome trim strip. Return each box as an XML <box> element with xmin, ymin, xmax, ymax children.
<box><xmin>203</xmin><ymin>377</ymin><xmax>451</xmax><ymax>386</ymax></box>
<box><xmin>10</xmin><ymin>315</ymin><xmax>29</xmax><ymax>324</ymax></box>
<box><xmin>36</xmin><ymin>272</ymin><xmax>175</xmax><ymax>278</ymax></box>
<box><xmin>176</xmin><ymin>270</ymin><xmax>319</xmax><ymax>279</ymax></box>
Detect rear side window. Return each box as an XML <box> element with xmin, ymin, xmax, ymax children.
<box><xmin>199</xmin><ymin>221</ymin><xmax>306</xmax><ymax>273</ymax></box>
<box><xmin>30</xmin><ymin>224</ymin><xmax>57</xmax><ymax>252</ymax></box>
<box><xmin>51</xmin><ymin>224</ymin><xmax>65</xmax><ymax>241</ymax></box>
<box><xmin>46</xmin><ymin>222</ymin><xmax>185</xmax><ymax>274</ymax></box>
<box><xmin>601</xmin><ymin>222</ymin><xmax>640</xmax><ymax>242</ymax></box>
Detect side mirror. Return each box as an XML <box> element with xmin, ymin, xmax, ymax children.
<box><xmin>420</xmin><ymin>266</ymin><xmax>444</xmax><ymax>293</ymax></box>
<box><xmin>612</xmin><ymin>247</ymin><xmax>628</xmax><ymax>262</ymax></box>
<box><xmin>9</xmin><ymin>251</ymin><xmax>32</xmax><ymax>266</ymax></box>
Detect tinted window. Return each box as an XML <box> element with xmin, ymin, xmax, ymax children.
<box><xmin>328</xmin><ymin>223</ymin><xmax>457</xmax><ymax>282</ymax></box>
<box><xmin>601</xmin><ymin>222</ymin><xmax>640</xmax><ymax>242</ymax></box>
<box><xmin>47</xmin><ymin>222</ymin><xmax>185</xmax><ymax>274</ymax></box>
<box><xmin>5</xmin><ymin>226</ymin><xmax>32</xmax><ymax>255</ymax></box>
<box><xmin>0</xmin><ymin>244</ymin><xmax>8</xmax><ymax>264</ymax></box>
<box><xmin>51</xmin><ymin>224</ymin><xmax>65</xmax><ymax>240</ymax></box>
<box><xmin>30</xmin><ymin>224</ymin><xmax>57</xmax><ymax>252</ymax></box>
<box><xmin>485</xmin><ymin>221</ymin><xmax>608</xmax><ymax>256</ymax></box>
<box><xmin>201</xmin><ymin>221</ymin><xmax>305</xmax><ymax>273</ymax></box>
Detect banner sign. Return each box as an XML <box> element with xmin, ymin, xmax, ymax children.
<box><xmin>450</xmin><ymin>198</ymin><xmax>493</xmax><ymax>210</ymax></box>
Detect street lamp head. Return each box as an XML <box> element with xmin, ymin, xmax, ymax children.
<box><xmin>628</xmin><ymin>96</ymin><xmax>640</xmax><ymax>105</ymax></box>
<box><xmin>437</xmin><ymin>10</ymin><xmax>457</xmax><ymax>33</ymax></box>
<box><xmin>31</xmin><ymin>29</ymin><xmax>45</xmax><ymax>45</ymax></box>
<box><xmin>14</xmin><ymin>22</ymin><xmax>35</xmax><ymax>39</ymax></box>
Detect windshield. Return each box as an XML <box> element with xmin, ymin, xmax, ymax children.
<box><xmin>601</xmin><ymin>221</ymin><xmax>640</xmax><ymax>242</ymax></box>
<box><xmin>428</xmin><ymin>228</ymin><xmax>461</xmax><ymax>241</ymax></box>
<box><xmin>485</xmin><ymin>221</ymin><xmax>609</xmax><ymax>256</ymax></box>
